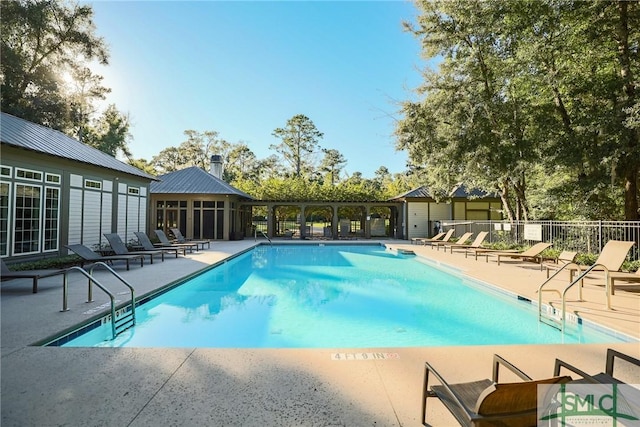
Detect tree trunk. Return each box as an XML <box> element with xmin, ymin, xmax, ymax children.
<box><xmin>616</xmin><ymin>1</ymin><xmax>639</xmax><ymax>220</ymax></box>
<box><xmin>499</xmin><ymin>179</ymin><xmax>515</xmax><ymax>222</ymax></box>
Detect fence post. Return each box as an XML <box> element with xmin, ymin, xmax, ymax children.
<box><xmin>598</xmin><ymin>220</ymin><xmax>603</xmax><ymax>252</ymax></box>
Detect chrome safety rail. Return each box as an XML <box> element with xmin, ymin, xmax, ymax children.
<box><xmin>538</xmin><ymin>262</ymin><xmax>613</xmax><ymax>332</ymax></box>
<box><xmin>255</xmin><ymin>228</ymin><xmax>272</xmax><ymax>245</ymax></box>
<box><xmin>61</xmin><ymin>263</ymin><xmax>136</xmax><ymax>339</ymax></box>
<box><xmin>88</xmin><ymin>262</ymin><xmax>136</xmax><ymax>336</ymax></box>
<box><xmin>537</xmin><ymin>262</ymin><xmax>582</xmax><ymax>332</ymax></box>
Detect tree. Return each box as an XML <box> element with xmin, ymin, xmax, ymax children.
<box><xmin>151</xmin><ymin>130</ymin><xmax>228</xmax><ymax>174</ymax></box>
<box><xmin>319</xmin><ymin>148</ymin><xmax>347</xmax><ymax>185</ymax></box>
<box><xmin>65</xmin><ymin>66</ymin><xmax>111</xmax><ymax>142</ymax></box>
<box><xmin>271</xmin><ymin>114</ymin><xmax>324</xmax><ymax>178</ymax></box>
<box><xmin>224</xmin><ymin>142</ymin><xmax>259</xmax><ymax>182</ymax></box>
<box><xmin>398</xmin><ymin>0</ymin><xmax>640</xmax><ymax>220</ymax></box>
<box><xmin>1</xmin><ymin>0</ymin><xmax>109</xmax><ymax>131</ymax></box>
<box><xmin>83</xmin><ymin>104</ymin><xmax>131</xmax><ymax>158</ymax></box>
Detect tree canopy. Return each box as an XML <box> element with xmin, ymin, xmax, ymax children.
<box><xmin>1</xmin><ymin>0</ymin><xmax>131</xmax><ymax>159</ymax></box>
<box><xmin>397</xmin><ymin>0</ymin><xmax>639</xmax><ymax>220</ymax></box>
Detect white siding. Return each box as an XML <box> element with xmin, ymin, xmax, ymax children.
<box><xmin>82</xmin><ymin>191</ymin><xmax>101</xmax><ymax>247</ymax></box>
<box><xmin>126</xmin><ymin>195</ymin><xmax>139</xmax><ymax>241</ymax></box>
<box><xmin>68</xmin><ymin>188</ymin><xmax>83</xmax><ymax>245</ymax></box>
<box><xmin>139</xmin><ymin>196</ymin><xmax>147</xmax><ymax>233</ymax></box>
<box><xmin>101</xmin><ymin>194</ymin><xmax>112</xmax><ymax>246</ymax></box>
<box><xmin>117</xmin><ymin>194</ymin><xmax>127</xmax><ymax>238</ymax></box>
<box><xmin>69</xmin><ymin>174</ymin><xmax>83</xmax><ymax>188</ymax></box>
<box><xmin>407</xmin><ymin>203</ymin><xmax>430</xmax><ymax>239</ymax></box>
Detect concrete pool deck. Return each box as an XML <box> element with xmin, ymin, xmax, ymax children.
<box><xmin>1</xmin><ymin>239</ymin><xmax>639</xmax><ymax>426</ymax></box>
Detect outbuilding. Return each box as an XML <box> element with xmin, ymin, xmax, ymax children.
<box><xmin>0</xmin><ymin>112</ymin><xmax>156</xmax><ymax>261</ymax></box>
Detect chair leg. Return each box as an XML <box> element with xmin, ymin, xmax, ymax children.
<box><xmin>32</xmin><ymin>277</ymin><xmax>38</xmax><ymax>293</ymax></box>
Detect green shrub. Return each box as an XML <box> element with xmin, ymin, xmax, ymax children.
<box><xmin>9</xmin><ymin>255</ymin><xmax>82</xmax><ymax>271</ymax></box>
<box><xmin>575</xmin><ymin>252</ymin><xmax>598</xmax><ymax>266</ymax></box>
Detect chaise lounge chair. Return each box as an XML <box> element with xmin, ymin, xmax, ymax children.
<box><xmin>411</xmin><ymin>232</ymin><xmax>444</xmax><ymax>245</ymax></box>
<box><xmin>422</xmin><ymin>353</ymin><xmax>573</xmax><ymax>426</ymax></box>
<box><xmin>134</xmin><ymin>231</ymin><xmax>186</xmax><ymax>258</ymax></box>
<box><xmin>154</xmin><ymin>229</ymin><xmax>199</xmax><ymax>253</ymax></box>
<box><xmin>541</xmin><ymin>250</ymin><xmax>578</xmax><ymax>277</ymax></box>
<box><xmin>65</xmin><ymin>244</ymin><xmax>144</xmax><ymax>270</ymax></box>
<box><xmin>415</xmin><ymin>229</ymin><xmax>455</xmax><ymax>246</ymax></box>
<box><xmin>432</xmin><ymin>232</ymin><xmax>473</xmax><ymax>251</ymax></box>
<box><xmin>1</xmin><ymin>259</ymin><xmax>67</xmax><ymax>293</ymax></box>
<box><xmin>103</xmin><ymin>233</ymin><xmax>165</xmax><ymax>264</ymax></box>
<box><xmin>170</xmin><ymin>228</ymin><xmax>211</xmax><ymax>250</ymax></box>
<box><xmin>447</xmin><ymin>231</ymin><xmax>489</xmax><ymax>255</ymax></box>
<box><xmin>572</xmin><ymin>240</ymin><xmax>635</xmax><ymax>295</ymax></box>
<box><xmin>479</xmin><ymin>242</ymin><xmax>553</xmax><ymax>265</ymax></box>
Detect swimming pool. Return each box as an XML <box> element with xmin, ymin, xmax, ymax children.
<box><xmin>58</xmin><ymin>244</ymin><xmax>630</xmax><ymax>348</ymax></box>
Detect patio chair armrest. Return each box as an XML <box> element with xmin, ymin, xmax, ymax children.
<box><xmin>423</xmin><ymin>361</ymin><xmax>476</xmax><ymax>422</ymax></box>
<box><xmin>553</xmin><ymin>358</ymin><xmax>596</xmax><ymax>380</ymax></box>
<box><xmin>605</xmin><ymin>348</ymin><xmax>640</xmax><ymax>377</ymax></box>
<box><xmin>492</xmin><ymin>354</ymin><xmax>532</xmax><ymax>382</ymax></box>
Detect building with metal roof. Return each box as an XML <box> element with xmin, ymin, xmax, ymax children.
<box><xmin>390</xmin><ymin>185</ymin><xmax>502</xmax><ymax>240</ymax></box>
<box><xmin>1</xmin><ymin>112</ymin><xmax>156</xmax><ymax>262</ymax></box>
<box><xmin>150</xmin><ymin>164</ymin><xmax>255</xmax><ymax>241</ymax></box>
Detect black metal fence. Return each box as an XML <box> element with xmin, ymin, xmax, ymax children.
<box><xmin>442</xmin><ymin>220</ymin><xmax>640</xmax><ymax>261</ymax></box>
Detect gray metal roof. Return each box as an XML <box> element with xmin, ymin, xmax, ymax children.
<box><xmin>390</xmin><ymin>184</ymin><xmax>498</xmax><ymax>201</ymax></box>
<box><xmin>449</xmin><ymin>184</ymin><xmax>498</xmax><ymax>199</ymax></box>
<box><xmin>150</xmin><ymin>166</ymin><xmax>254</xmax><ymax>199</ymax></box>
<box><xmin>391</xmin><ymin>186</ymin><xmax>433</xmax><ymax>200</ymax></box>
<box><xmin>1</xmin><ymin>112</ymin><xmax>156</xmax><ymax>181</ymax></box>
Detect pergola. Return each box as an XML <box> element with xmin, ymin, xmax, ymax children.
<box><xmin>238</xmin><ymin>200</ymin><xmax>405</xmax><ymax>240</ymax></box>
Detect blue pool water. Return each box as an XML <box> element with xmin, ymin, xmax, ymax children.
<box><xmin>61</xmin><ymin>244</ymin><xmax>628</xmax><ymax>348</ymax></box>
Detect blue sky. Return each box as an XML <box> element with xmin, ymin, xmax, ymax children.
<box><xmin>89</xmin><ymin>1</ymin><xmax>425</xmax><ymax>178</ymax></box>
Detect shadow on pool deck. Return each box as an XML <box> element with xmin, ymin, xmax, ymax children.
<box><xmin>2</xmin><ymin>239</ymin><xmax>639</xmax><ymax>426</ymax></box>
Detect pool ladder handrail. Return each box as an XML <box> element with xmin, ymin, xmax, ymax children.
<box><xmin>61</xmin><ymin>263</ymin><xmax>136</xmax><ymax>339</ymax></box>
<box><xmin>538</xmin><ymin>262</ymin><xmax>613</xmax><ymax>332</ymax></box>
<box><xmin>254</xmin><ymin>228</ymin><xmax>272</xmax><ymax>245</ymax></box>
<box><xmin>537</xmin><ymin>262</ymin><xmax>582</xmax><ymax>332</ymax></box>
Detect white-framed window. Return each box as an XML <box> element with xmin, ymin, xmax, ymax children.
<box><xmin>45</xmin><ymin>173</ymin><xmax>61</xmax><ymax>184</ymax></box>
<box><xmin>0</xmin><ymin>166</ymin><xmax>12</xmax><ymax>177</ymax></box>
<box><xmin>43</xmin><ymin>186</ymin><xmax>60</xmax><ymax>252</ymax></box>
<box><xmin>16</xmin><ymin>168</ymin><xmax>43</xmax><ymax>182</ymax></box>
<box><xmin>0</xmin><ymin>181</ymin><xmax>10</xmax><ymax>257</ymax></box>
<box><xmin>85</xmin><ymin>179</ymin><xmax>102</xmax><ymax>190</ymax></box>
<box><xmin>128</xmin><ymin>187</ymin><xmax>140</xmax><ymax>195</ymax></box>
<box><xmin>13</xmin><ymin>183</ymin><xmax>41</xmax><ymax>255</ymax></box>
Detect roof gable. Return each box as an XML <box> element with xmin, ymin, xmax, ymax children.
<box><xmin>1</xmin><ymin>112</ymin><xmax>156</xmax><ymax>181</ymax></box>
<box><xmin>150</xmin><ymin>166</ymin><xmax>254</xmax><ymax>199</ymax></box>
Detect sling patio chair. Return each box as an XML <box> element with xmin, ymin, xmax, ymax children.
<box><xmin>411</xmin><ymin>232</ymin><xmax>444</xmax><ymax>245</ymax></box>
<box><xmin>432</xmin><ymin>232</ymin><xmax>473</xmax><ymax>251</ymax></box>
<box><xmin>1</xmin><ymin>259</ymin><xmax>67</xmax><ymax>293</ymax></box>
<box><xmin>447</xmin><ymin>231</ymin><xmax>489</xmax><ymax>255</ymax></box>
<box><xmin>415</xmin><ymin>229</ymin><xmax>455</xmax><ymax>246</ymax></box>
<box><xmin>422</xmin><ymin>353</ymin><xmax>573</xmax><ymax>426</ymax></box>
<box><xmin>103</xmin><ymin>233</ymin><xmax>165</xmax><ymax>264</ymax></box>
<box><xmin>134</xmin><ymin>231</ymin><xmax>186</xmax><ymax>258</ymax></box>
<box><xmin>65</xmin><ymin>244</ymin><xmax>144</xmax><ymax>270</ymax></box>
<box><xmin>541</xmin><ymin>250</ymin><xmax>578</xmax><ymax>278</ymax></box>
<box><xmin>479</xmin><ymin>242</ymin><xmax>553</xmax><ymax>265</ymax></box>
<box><xmin>573</xmin><ymin>240</ymin><xmax>635</xmax><ymax>295</ymax></box>
<box><xmin>170</xmin><ymin>228</ymin><xmax>211</xmax><ymax>250</ymax></box>
<box><xmin>154</xmin><ymin>229</ymin><xmax>199</xmax><ymax>253</ymax></box>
